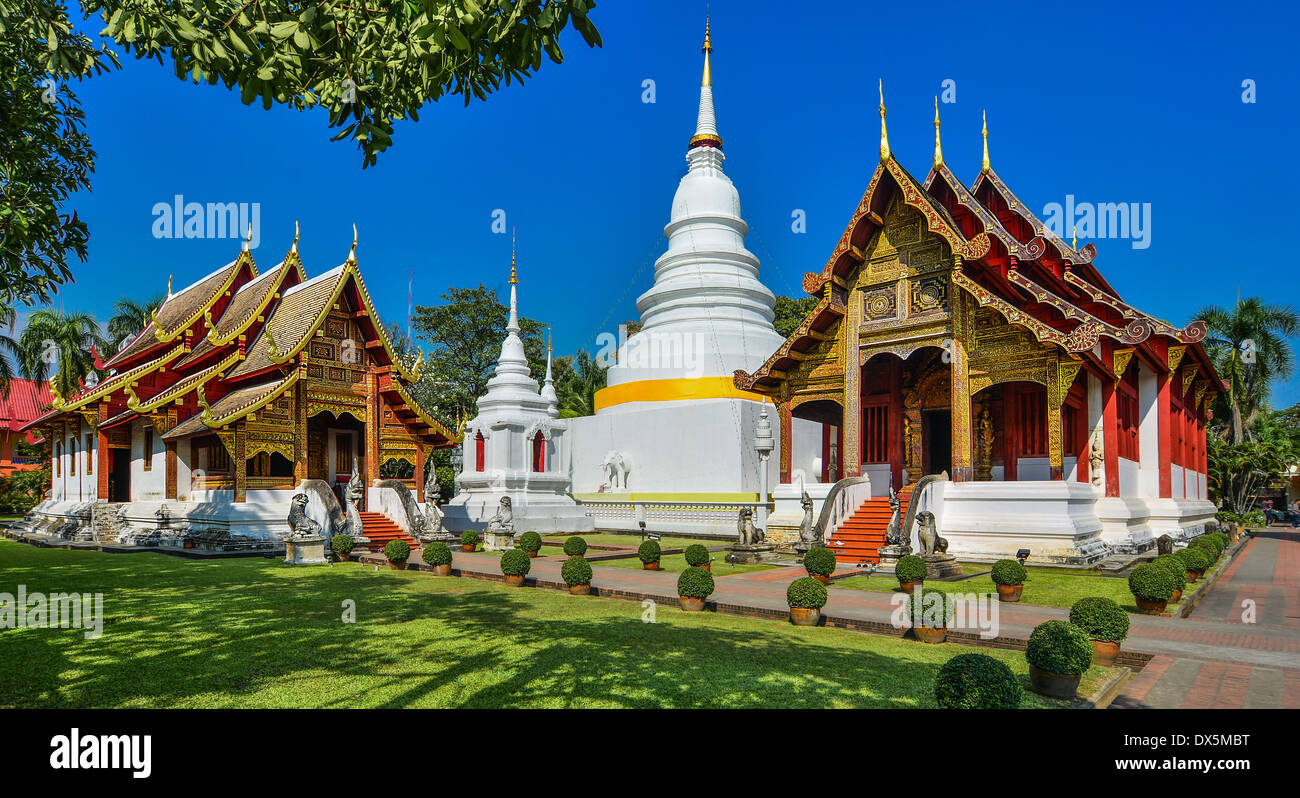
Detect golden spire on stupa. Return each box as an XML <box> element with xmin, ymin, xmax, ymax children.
<box><xmin>981</xmin><ymin>110</ymin><xmax>991</xmax><ymax>174</ymax></box>
<box><xmin>878</xmin><ymin>80</ymin><xmax>890</xmax><ymax>162</ymax></box>
<box><xmin>509</xmin><ymin>227</ymin><xmax>518</xmax><ymax>285</ymax></box>
<box><xmin>702</xmin><ymin>15</ymin><xmax>713</xmax><ymax>87</ymax></box>
<box><xmin>933</xmin><ymin>97</ymin><xmax>944</xmax><ymax>169</ymax></box>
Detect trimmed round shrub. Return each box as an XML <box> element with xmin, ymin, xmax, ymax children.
<box><xmin>330</xmin><ymin>534</ymin><xmax>354</xmax><ymax>556</ymax></box>
<box><xmin>895</xmin><ymin>554</ymin><xmax>927</xmax><ymax>583</ymax></box>
<box><xmin>461</xmin><ymin>530</ymin><xmax>480</xmax><ymax>547</ymax></box>
<box><xmin>561</xmin><ymin>555</ymin><xmax>593</xmax><ymax>586</ymax></box>
<box><xmin>1151</xmin><ymin>554</ymin><xmax>1187</xmax><ymax>592</ymax></box>
<box><xmin>422</xmin><ymin>541</ymin><xmax>452</xmax><ymax>566</ymax></box>
<box><xmin>563</xmin><ymin>536</ymin><xmax>588</xmax><ymax>557</ymax></box>
<box><xmin>1025</xmin><ymin>619</ymin><xmax>1094</xmax><ymax>676</ymax></box>
<box><xmin>934</xmin><ymin>653</ymin><xmax>1024</xmax><ymax>709</ymax></box>
<box><xmin>384</xmin><ymin>539</ymin><xmax>411</xmax><ymax>562</ymax></box>
<box><xmin>1128</xmin><ymin>562</ymin><xmax>1175</xmax><ymax>602</ymax></box>
<box><xmin>803</xmin><ymin>545</ymin><xmax>837</xmax><ymax>577</ymax></box>
<box><xmin>500</xmin><ymin>549</ymin><xmax>532</xmax><ymax>577</ymax></box>
<box><xmin>1191</xmin><ymin>538</ymin><xmax>1220</xmax><ymax>562</ymax></box>
<box><xmin>1175</xmin><ymin>546</ymin><xmax>1211</xmax><ymax>573</ymax></box>
<box><xmin>517</xmin><ymin>531</ymin><xmax>543</xmax><ymax>553</ymax></box>
<box><xmin>906</xmin><ymin>587</ymin><xmax>954</xmax><ymax>628</ymax></box>
<box><xmin>990</xmin><ymin>558</ymin><xmax>1027</xmax><ymax>587</ymax></box>
<box><xmin>786</xmin><ymin>576</ymin><xmax>829</xmax><ymax>609</ymax></box>
<box><xmin>677</xmin><ymin>566</ymin><xmax>715</xmax><ymax>599</ymax></box>
<box><xmin>684</xmin><ymin>544</ymin><xmax>710</xmax><ymax>567</ymax></box>
<box><xmin>637</xmin><ymin>540</ymin><xmax>661</xmax><ymax>564</ymax></box>
<box><xmin>1069</xmin><ymin>596</ymin><xmax>1131</xmax><ymax>643</ymax></box>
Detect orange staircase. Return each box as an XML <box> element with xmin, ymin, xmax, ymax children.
<box><xmin>358</xmin><ymin>511</ymin><xmax>418</xmax><ymax>552</ymax></box>
<box><xmin>824</xmin><ymin>486</ymin><xmax>913</xmax><ymax>565</ymax></box>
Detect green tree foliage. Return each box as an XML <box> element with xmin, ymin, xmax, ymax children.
<box><xmin>106</xmin><ymin>294</ymin><xmax>165</xmax><ymax>352</ymax></box>
<box><xmin>773</xmin><ymin>294</ymin><xmax>818</xmax><ymax>338</ymax></box>
<box><xmin>1207</xmin><ymin>435</ymin><xmax>1291</xmax><ymax>514</ymax></box>
<box><xmin>554</xmin><ymin>348</ymin><xmax>605</xmax><ymax>417</ymax></box>
<box><xmin>1196</xmin><ymin>298</ymin><xmax>1299</xmax><ymax>443</ymax></box>
<box><xmin>0</xmin><ymin>300</ymin><xmax>23</xmax><ymax>397</ymax></box>
<box><xmin>85</xmin><ymin>0</ymin><xmax>602</xmax><ymax>168</ymax></box>
<box><xmin>0</xmin><ymin>1</ymin><xmax>119</xmax><ymax>305</ymax></box>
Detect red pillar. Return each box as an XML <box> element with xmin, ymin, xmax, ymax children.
<box><xmin>96</xmin><ymin>401</ymin><xmax>110</xmax><ymax>500</ymax></box>
<box><xmin>1101</xmin><ymin>380</ymin><xmax>1120</xmax><ymax>498</ymax></box>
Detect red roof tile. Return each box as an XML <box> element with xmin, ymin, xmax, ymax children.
<box><xmin>0</xmin><ymin>378</ymin><xmax>53</xmax><ymax>438</ymax></box>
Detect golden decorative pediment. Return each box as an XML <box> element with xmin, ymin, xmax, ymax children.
<box><xmin>1167</xmin><ymin>344</ymin><xmax>1187</xmax><ymax>376</ymax></box>
<box><xmin>1112</xmin><ymin>347</ymin><xmax>1136</xmax><ymax>385</ymax></box>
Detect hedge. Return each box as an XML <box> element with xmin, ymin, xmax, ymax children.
<box><xmin>1150</xmin><ymin>554</ymin><xmax>1187</xmax><ymax>592</ymax></box>
<box><xmin>461</xmin><ymin>530</ymin><xmax>480</xmax><ymax>547</ymax></box>
<box><xmin>803</xmin><ymin>546</ymin><xmax>837</xmax><ymax>577</ymax></box>
<box><xmin>1175</xmin><ymin>546</ymin><xmax>1211</xmax><ymax>574</ymax></box>
<box><xmin>1128</xmin><ymin>562</ymin><xmax>1175</xmax><ymax>602</ymax></box>
<box><xmin>330</xmin><ymin>534</ymin><xmax>354</xmax><ymax>556</ymax></box>
<box><xmin>906</xmin><ymin>587</ymin><xmax>954</xmax><ymax>628</ymax></box>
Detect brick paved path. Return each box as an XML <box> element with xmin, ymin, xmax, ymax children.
<box><xmin>384</xmin><ymin>534</ymin><xmax>1300</xmax><ymax>708</ymax></box>
<box><xmin>1112</xmin><ymin>530</ymin><xmax>1300</xmax><ymax>709</ymax></box>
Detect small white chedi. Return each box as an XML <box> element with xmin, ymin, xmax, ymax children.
<box><xmin>441</xmin><ymin>246</ymin><xmax>594</xmax><ymax>535</ymax></box>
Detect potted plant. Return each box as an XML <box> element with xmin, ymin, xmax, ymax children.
<box><xmin>638</xmin><ymin>539</ymin><xmax>662</xmax><ymax>570</ymax></box>
<box><xmin>933</xmin><ymin>653</ymin><xmax>1024</xmax><ymax>709</ymax></box>
<box><xmin>1025</xmin><ymin>619</ymin><xmax>1094</xmax><ymax>699</ymax></box>
<box><xmin>895</xmin><ymin>554</ymin><xmax>927</xmax><ymax>592</ymax></box>
<box><xmin>786</xmin><ymin>576</ymin><xmax>828</xmax><ymax>626</ymax></box>
<box><xmin>803</xmin><ymin>545</ymin><xmax>837</xmax><ymax>584</ymax></box>
<box><xmin>518</xmin><ymin>531</ymin><xmax>543</xmax><ymax>559</ymax></box>
<box><xmin>906</xmin><ymin>587</ymin><xmax>953</xmax><ymax>643</ymax></box>
<box><xmin>384</xmin><ymin>539</ymin><xmax>411</xmax><ymax>571</ymax></box>
<box><xmin>1151</xmin><ymin>554</ymin><xmax>1187</xmax><ymax>601</ymax></box>
<box><xmin>1069</xmin><ymin>596</ymin><xmax>1131</xmax><ymax>666</ymax></box>
<box><xmin>500</xmin><ymin>549</ymin><xmax>531</xmax><ymax>587</ymax></box>
<box><xmin>561</xmin><ymin>555</ymin><xmax>593</xmax><ymax>595</ymax></box>
<box><xmin>1176</xmin><ymin>546</ymin><xmax>1211</xmax><ymax>583</ymax></box>
<box><xmin>1191</xmin><ymin>537</ymin><xmax>1220</xmax><ymax>565</ymax></box>
<box><xmin>422</xmin><ymin>541</ymin><xmax>453</xmax><ymax>576</ymax></box>
<box><xmin>684</xmin><ymin>543</ymin><xmax>711</xmax><ymax>571</ymax></box>
<box><xmin>1128</xmin><ymin>562</ymin><xmax>1175</xmax><ymax>614</ymax></box>
<box><xmin>563</xmin><ymin>536</ymin><xmax>588</xmax><ymax>557</ymax></box>
<box><xmin>677</xmin><ymin>565</ymin><xmax>714</xmax><ymax>611</ymax></box>
<box><xmin>990</xmin><ymin>558</ymin><xmax>1027</xmax><ymax>602</ymax></box>
<box><xmin>331</xmin><ymin>533</ymin><xmax>355</xmax><ymax>562</ymax></box>
<box><xmin>461</xmin><ymin>530</ymin><xmax>480</xmax><ymax>553</ymax></box>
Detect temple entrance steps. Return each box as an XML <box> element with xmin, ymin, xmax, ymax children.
<box><xmin>357</xmin><ymin>511</ymin><xmax>417</xmax><ymax>552</ymax></box>
<box><xmin>824</xmin><ymin>486</ymin><xmax>912</xmax><ymax>565</ymax></box>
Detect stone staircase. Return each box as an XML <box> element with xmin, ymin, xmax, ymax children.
<box><xmin>823</xmin><ymin>486</ymin><xmax>912</xmax><ymax>565</ymax></box>
<box><xmin>358</xmin><ymin>511</ymin><xmax>418</xmax><ymax>553</ymax></box>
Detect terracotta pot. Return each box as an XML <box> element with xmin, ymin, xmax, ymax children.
<box><xmin>388</xmin><ymin>559</ymin><xmax>407</xmax><ymax>571</ymax></box>
<box><xmin>789</xmin><ymin>607</ymin><xmax>821</xmax><ymax>626</ymax></box>
<box><xmin>527</xmin><ymin>550</ymin><xmax>539</xmax><ymax>558</ymax></box>
<box><xmin>913</xmin><ymin>626</ymin><xmax>947</xmax><ymax>644</ymax></box>
<box><xmin>1091</xmin><ymin>639</ymin><xmax>1121</xmax><ymax>667</ymax></box>
<box><xmin>335</xmin><ymin>552</ymin><xmax>351</xmax><ymax>562</ymax></box>
<box><xmin>899</xmin><ymin>580</ymin><xmax>923</xmax><ymax>593</ymax></box>
<box><xmin>1186</xmin><ymin>570</ymin><xmax>1203</xmax><ymax>583</ymax></box>
<box><xmin>430</xmin><ymin>564</ymin><xmax>451</xmax><ymax>577</ymax></box>
<box><xmin>1028</xmin><ymin>664</ymin><xmax>1081</xmax><ymax>699</ymax></box>
<box><xmin>679</xmin><ymin>596</ymin><xmax>705</xmax><ymax>612</ymax></box>
<box><xmin>462</xmin><ymin>544</ymin><xmax>476</xmax><ymax>552</ymax></box>
<box><xmin>643</xmin><ymin>561</ymin><xmax>661</xmax><ymax>570</ymax></box>
<box><xmin>569</xmin><ymin>583</ymin><xmax>591</xmax><ymax>596</ymax></box>
<box><xmin>1171</xmin><ymin>588</ymin><xmax>1182</xmax><ymax>602</ymax></box>
<box><xmin>996</xmin><ymin>583</ymin><xmax>1023</xmax><ymax>602</ymax></box>
<box><xmin>811</xmin><ymin>573</ymin><xmax>830</xmax><ymax>585</ymax></box>
<box><xmin>504</xmin><ymin>574</ymin><xmax>525</xmax><ymax>587</ymax></box>
<box><xmin>1135</xmin><ymin>596</ymin><xmax>1168</xmax><ymax>615</ymax></box>
<box><xmin>183</xmin><ymin>540</ymin><xmax>195</xmax><ymax>549</ymax></box>
<box><xmin>701</xmin><ymin>563</ymin><xmax>712</xmax><ymax>571</ymax></box>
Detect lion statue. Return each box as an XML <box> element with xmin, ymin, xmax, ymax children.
<box><xmin>916</xmin><ymin>510</ymin><xmax>948</xmax><ymax>556</ymax></box>
<box><xmin>287</xmin><ymin>493</ymin><xmax>322</xmax><ymax>539</ymax></box>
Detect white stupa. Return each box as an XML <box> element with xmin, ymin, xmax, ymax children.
<box><xmin>566</xmin><ymin>20</ymin><xmax>785</xmax><ymax>501</ymax></box>
<box><xmin>443</xmin><ymin>243</ymin><xmax>594</xmax><ymax>534</ymax></box>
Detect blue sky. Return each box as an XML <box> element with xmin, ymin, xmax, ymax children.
<box><xmin>34</xmin><ymin>1</ymin><xmax>1300</xmax><ymax>402</ymax></box>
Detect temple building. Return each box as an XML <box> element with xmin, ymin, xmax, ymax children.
<box><xmin>21</xmin><ymin>228</ymin><xmax>455</xmax><ymax>542</ymax></box>
<box><xmin>733</xmin><ymin>91</ymin><xmax>1221</xmax><ymax>562</ymax></box>
<box><xmin>443</xmin><ymin>244</ymin><xmax>593</xmax><ymax>534</ymax></box>
<box><xmin>566</xmin><ymin>20</ymin><xmax>784</xmax><ymax>531</ymax></box>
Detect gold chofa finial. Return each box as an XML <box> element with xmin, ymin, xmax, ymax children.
<box><xmin>291</xmin><ymin>220</ymin><xmax>299</xmax><ymax>254</ymax></box>
<box><xmin>878</xmin><ymin>80</ymin><xmax>890</xmax><ymax>162</ymax></box>
<box><xmin>1072</xmin><ymin>225</ymin><xmax>1078</xmax><ymax>250</ymax></box>
<box><xmin>167</xmin><ymin>274</ymin><xmax>173</xmax><ymax>296</ymax></box>
<box><xmin>243</xmin><ymin>222</ymin><xmax>253</xmax><ymax>252</ymax></box>
<box><xmin>933</xmin><ymin>97</ymin><xmax>944</xmax><ymax>169</ymax></box>
<box><xmin>701</xmin><ymin>15</ymin><xmax>713</xmax><ymax>87</ymax></box>
<box><xmin>981</xmin><ymin>110</ymin><xmax>990</xmax><ymax>174</ymax></box>
<box><xmin>509</xmin><ymin>228</ymin><xmax>518</xmax><ymax>285</ymax></box>
<box><xmin>346</xmin><ymin>223</ymin><xmax>357</xmax><ymax>264</ymax></box>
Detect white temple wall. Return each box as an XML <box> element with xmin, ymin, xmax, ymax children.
<box><xmin>1119</xmin><ymin>456</ymin><xmax>1140</xmax><ymax>497</ymax></box>
<box><xmin>51</xmin><ymin>420</ymin><xmax>96</xmax><ymax>503</ymax></box>
<box><xmin>567</xmin><ymin>397</ymin><xmax>779</xmax><ymax>497</ymax></box>
<box><xmin>1137</xmin><ymin>363</ymin><xmax>1160</xmax><ymax>497</ymax></box>
<box><xmin>789</xmin><ymin>417</ymin><xmax>823</xmax><ymax>485</ymax></box>
<box><xmin>129</xmin><ymin>419</ymin><xmax>166</xmax><ymax>501</ymax></box>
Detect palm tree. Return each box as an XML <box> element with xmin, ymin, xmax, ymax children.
<box><xmin>1195</xmin><ymin>298</ymin><xmax>1300</xmax><ymax>443</ymax></box>
<box><xmin>0</xmin><ymin>301</ymin><xmax>20</xmax><ymax>399</ymax></box>
<box><xmin>106</xmin><ymin>294</ymin><xmax>165</xmax><ymax>353</ymax></box>
<box><xmin>16</xmin><ymin>309</ymin><xmax>109</xmax><ymax>399</ymax></box>
<box><xmin>558</xmin><ymin>349</ymin><xmax>607</xmax><ymax>417</ymax></box>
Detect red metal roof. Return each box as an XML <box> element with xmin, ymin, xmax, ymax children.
<box><xmin>0</xmin><ymin>379</ymin><xmax>53</xmax><ymax>438</ymax></box>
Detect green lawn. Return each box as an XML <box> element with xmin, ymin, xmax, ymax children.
<box><xmin>0</xmin><ymin>540</ymin><xmax>1112</xmax><ymax>708</ymax></box>
<box><xmin>596</xmin><ymin>551</ymin><xmax>778</xmax><ymax>577</ymax></box>
<box><xmin>837</xmin><ymin>562</ymin><xmax>1185</xmax><ymax>614</ymax></box>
